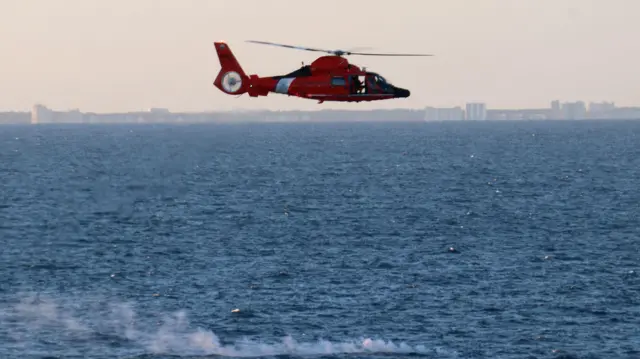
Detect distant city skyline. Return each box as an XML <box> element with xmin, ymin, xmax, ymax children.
<box><xmin>0</xmin><ymin>98</ymin><xmax>632</xmax><ymax>115</ymax></box>
<box><xmin>1</xmin><ymin>0</ymin><xmax>639</xmax><ymax>112</ymax></box>
<box><xmin>1</xmin><ymin>99</ymin><xmax>638</xmax><ymax>125</ymax></box>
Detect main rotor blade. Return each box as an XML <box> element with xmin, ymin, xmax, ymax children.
<box><xmin>345</xmin><ymin>46</ymin><xmax>374</xmax><ymax>52</ymax></box>
<box><xmin>246</xmin><ymin>40</ymin><xmax>434</xmax><ymax>57</ymax></box>
<box><xmin>346</xmin><ymin>51</ymin><xmax>434</xmax><ymax>57</ymax></box>
<box><xmin>246</xmin><ymin>40</ymin><xmax>332</xmax><ymax>54</ymax></box>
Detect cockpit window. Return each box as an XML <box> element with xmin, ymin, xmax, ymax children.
<box><xmin>378</xmin><ymin>76</ymin><xmax>391</xmax><ymax>85</ymax></box>
<box><xmin>370</xmin><ymin>73</ymin><xmax>390</xmax><ymax>86</ymax></box>
<box><xmin>368</xmin><ymin>73</ymin><xmax>391</xmax><ymax>89</ymax></box>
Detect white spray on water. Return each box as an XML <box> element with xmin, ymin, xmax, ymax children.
<box><xmin>1</xmin><ymin>294</ymin><xmax>438</xmax><ymax>357</ymax></box>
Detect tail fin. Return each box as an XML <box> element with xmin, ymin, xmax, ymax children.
<box><xmin>213</xmin><ymin>41</ymin><xmax>249</xmax><ymax>95</ymax></box>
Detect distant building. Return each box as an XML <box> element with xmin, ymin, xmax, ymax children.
<box><xmin>31</xmin><ymin>104</ymin><xmax>52</xmax><ymax>124</ymax></box>
<box><xmin>588</xmin><ymin>101</ymin><xmax>615</xmax><ymax>118</ymax></box>
<box><xmin>486</xmin><ymin>108</ymin><xmax>550</xmax><ymax>121</ymax></box>
<box><xmin>465</xmin><ymin>103</ymin><xmax>486</xmax><ymax>120</ymax></box>
<box><xmin>589</xmin><ymin>101</ymin><xmax>615</xmax><ymax>113</ymax></box>
<box><xmin>550</xmin><ymin>100</ymin><xmax>562</xmax><ymax>119</ymax></box>
<box><xmin>0</xmin><ymin>111</ymin><xmax>30</xmax><ymax>124</ymax></box>
<box><xmin>562</xmin><ymin>101</ymin><xmax>587</xmax><ymax>120</ymax></box>
<box><xmin>147</xmin><ymin>107</ymin><xmax>170</xmax><ymax>113</ymax></box>
<box><xmin>31</xmin><ymin>104</ymin><xmax>83</xmax><ymax>124</ymax></box>
<box><xmin>424</xmin><ymin>106</ymin><xmax>464</xmax><ymax>121</ymax></box>
<box><xmin>606</xmin><ymin>107</ymin><xmax>640</xmax><ymax>119</ymax></box>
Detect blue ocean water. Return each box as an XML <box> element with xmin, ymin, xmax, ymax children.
<box><xmin>1</xmin><ymin>120</ymin><xmax>639</xmax><ymax>359</ymax></box>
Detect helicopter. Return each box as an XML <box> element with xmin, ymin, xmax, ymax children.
<box><xmin>212</xmin><ymin>40</ymin><xmax>432</xmax><ymax>104</ymax></box>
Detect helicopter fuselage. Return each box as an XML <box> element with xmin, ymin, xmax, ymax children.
<box><xmin>213</xmin><ymin>42</ymin><xmax>411</xmax><ymax>103</ymax></box>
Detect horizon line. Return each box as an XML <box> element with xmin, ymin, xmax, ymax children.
<box><xmin>2</xmin><ymin>101</ymin><xmax>635</xmax><ymax>115</ymax></box>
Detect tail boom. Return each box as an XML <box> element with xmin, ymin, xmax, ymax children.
<box><xmin>212</xmin><ymin>41</ymin><xmax>296</xmax><ymax>99</ymax></box>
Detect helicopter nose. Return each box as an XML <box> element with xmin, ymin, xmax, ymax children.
<box><xmin>394</xmin><ymin>87</ymin><xmax>410</xmax><ymax>98</ymax></box>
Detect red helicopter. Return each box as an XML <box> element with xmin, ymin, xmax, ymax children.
<box><xmin>212</xmin><ymin>40</ymin><xmax>432</xmax><ymax>103</ymax></box>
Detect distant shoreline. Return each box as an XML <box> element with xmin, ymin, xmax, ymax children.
<box><xmin>1</xmin><ymin>103</ymin><xmax>639</xmax><ymax>125</ymax></box>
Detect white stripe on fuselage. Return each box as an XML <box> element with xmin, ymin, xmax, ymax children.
<box><xmin>275</xmin><ymin>78</ymin><xmax>295</xmax><ymax>94</ymax></box>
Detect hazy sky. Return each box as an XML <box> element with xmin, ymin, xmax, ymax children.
<box><xmin>1</xmin><ymin>0</ymin><xmax>638</xmax><ymax>112</ymax></box>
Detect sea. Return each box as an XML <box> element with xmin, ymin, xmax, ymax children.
<box><xmin>0</xmin><ymin>120</ymin><xmax>639</xmax><ymax>359</ymax></box>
